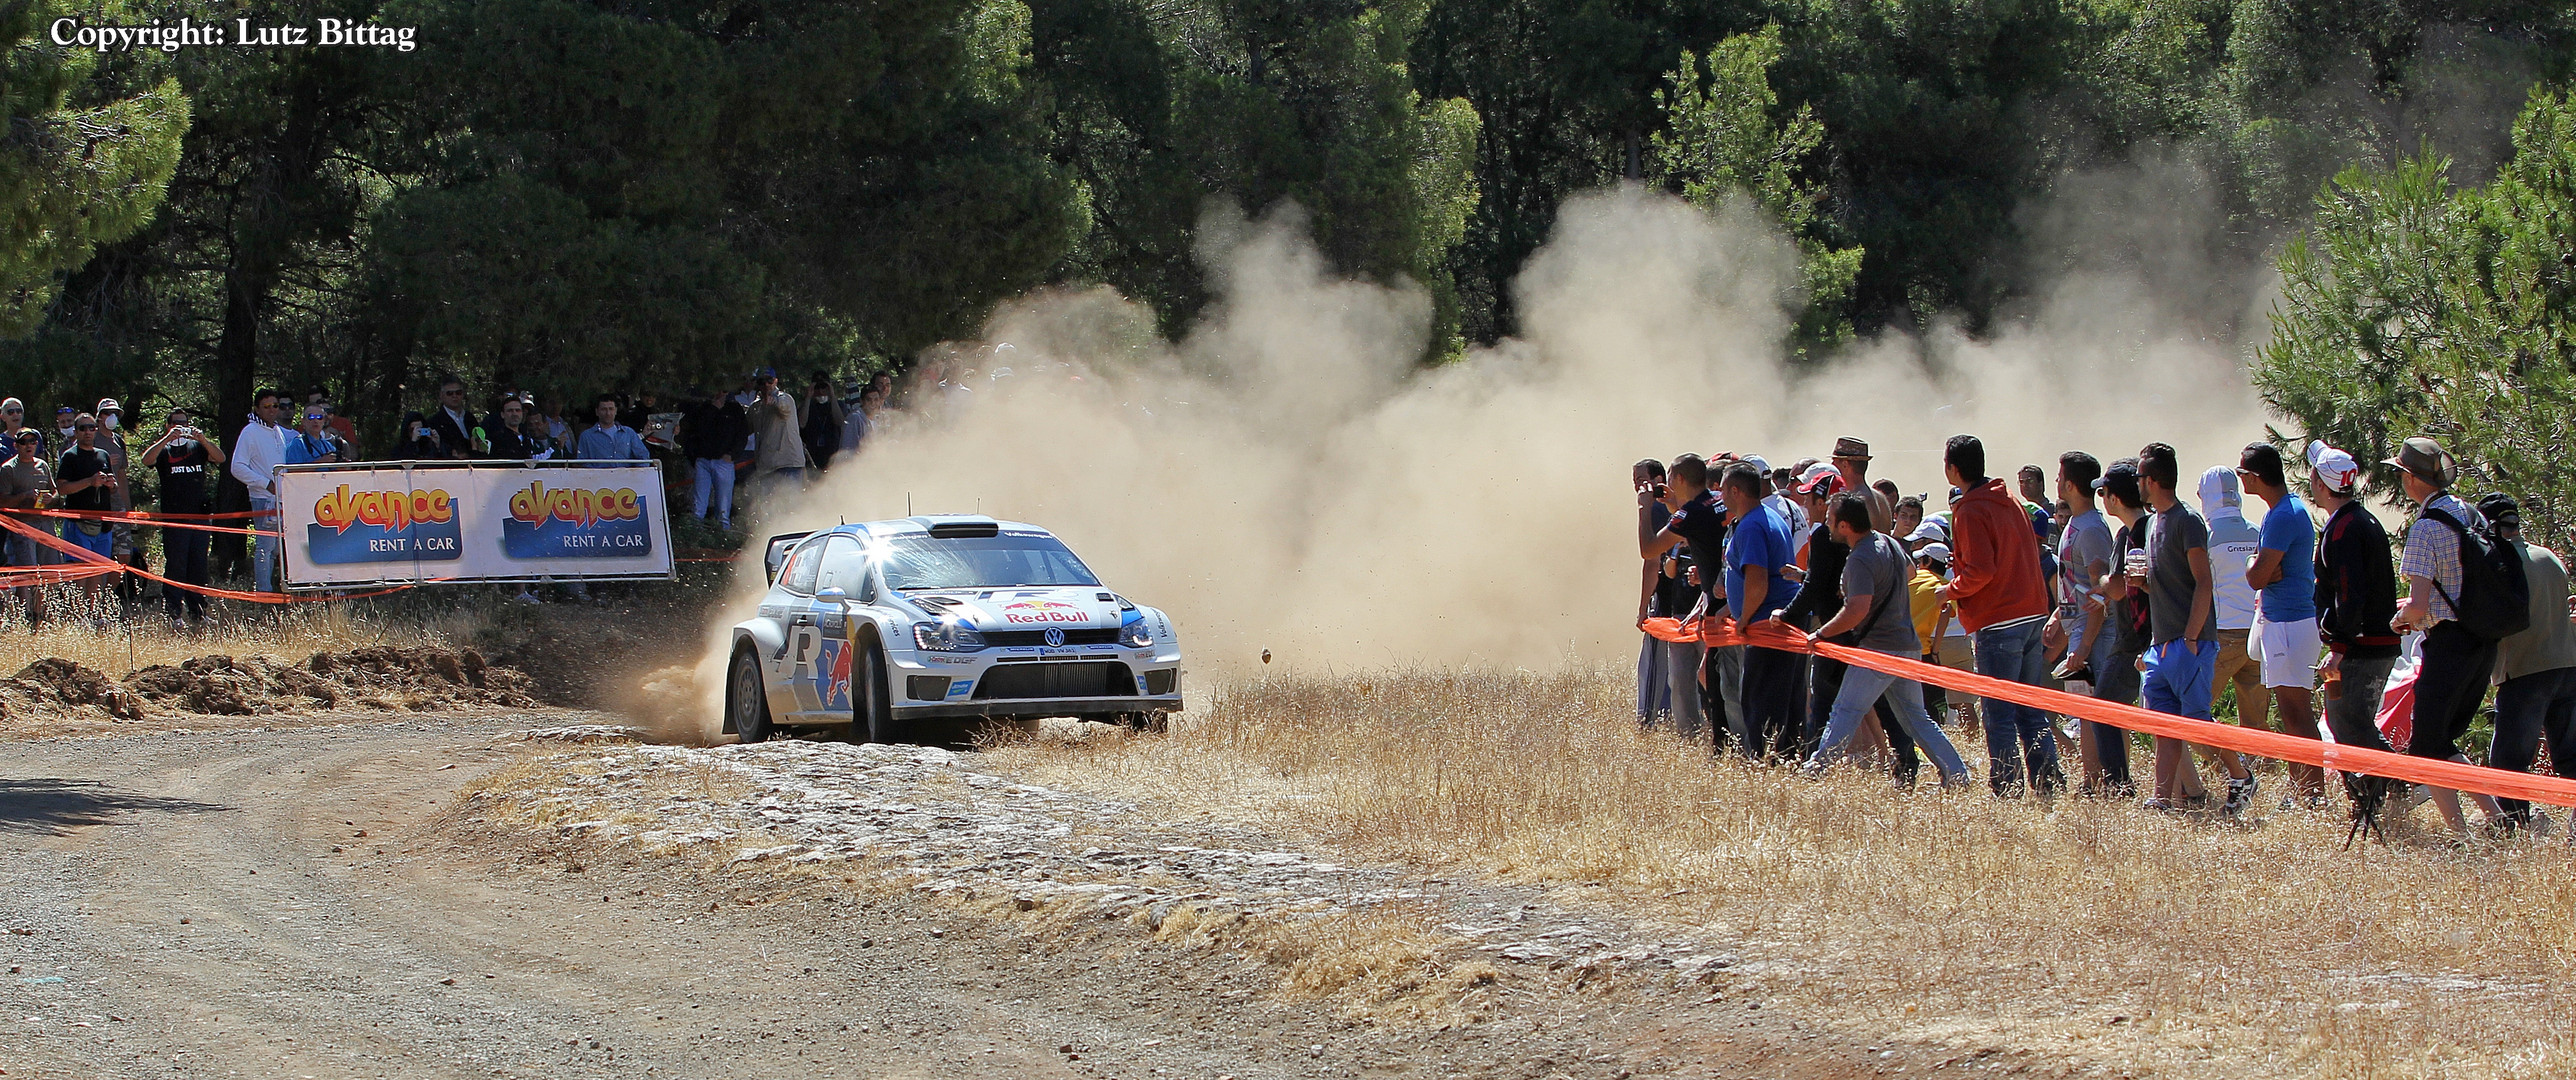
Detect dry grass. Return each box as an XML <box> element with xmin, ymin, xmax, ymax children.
<box><xmin>0</xmin><ymin>591</ymin><xmax>491</xmax><ymax>678</ymax></box>
<box><xmin>988</xmin><ymin>666</ymin><xmax>2576</xmax><ymax>1079</ymax></box>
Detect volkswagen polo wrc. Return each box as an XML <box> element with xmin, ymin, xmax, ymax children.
<box><xmin>721</xmin><ymin>516</ymin><xmax>1184</xmax><ymax>743</ymax></box>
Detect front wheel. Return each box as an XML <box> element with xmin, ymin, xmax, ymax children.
<box><xmin>727</xmin><ymin>645</ymin><xmax>773</xmax><ymax>744</ymax></box>
<box><xmin>855</xmin><ymin>643</ymin><xmax>899</xmax><ymax>744</ymax></box>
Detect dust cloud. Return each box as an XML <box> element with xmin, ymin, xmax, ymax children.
<box><xmin>707</xmin><ymin>182</ymin><xmax>2270</xmax><ymax>692</ymax></box>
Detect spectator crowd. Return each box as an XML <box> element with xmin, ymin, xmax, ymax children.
<box><xmin>1636</xmin><ymin>433</ymin><xmax>2576</xmax><ymax>841</ymax></box>
<box><xmin>0</xmin><ymin>365</ymin><xmax>910</xmax><ymax>619</ymax></box>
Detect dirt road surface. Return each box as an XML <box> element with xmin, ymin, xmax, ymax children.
<box><xmin>0</xmin><ymin>713</ymin><xmax>1976</xmax><ymax>1080</ymax></box>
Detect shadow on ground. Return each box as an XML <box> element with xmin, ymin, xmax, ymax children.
<box><xmin>0</xmin><ymin>779</ymin><xmax>229</xmax><ymax>835</ymax></box>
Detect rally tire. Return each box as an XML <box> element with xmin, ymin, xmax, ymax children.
<box><xmin>857</xmin><ymin>643</ymin><xmax>900</xmax><ymax>744</ymax></box>
<box><xmin>728</xmin><ymin>645</ymin><xmax>773</xmax><ymax>744</ymax></box>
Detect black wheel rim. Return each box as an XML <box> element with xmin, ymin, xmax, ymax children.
<box><xmin>732</xmin><ymin>653</ymin><xmax>762</xmax><ymax>736</ymax></box>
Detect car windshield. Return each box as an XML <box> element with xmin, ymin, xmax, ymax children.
<box><xmin>876</xmin><ymin>533</ymin><xmax>1101</xmax><ymax>590</ymax></box>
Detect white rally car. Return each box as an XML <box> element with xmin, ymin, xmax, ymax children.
<box><xmin>721</xmin><ymin>515</ymin><xmax>1184</xmax><ymax>743</ymax></box>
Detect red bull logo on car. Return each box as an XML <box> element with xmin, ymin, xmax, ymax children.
<box><xmin>1002</xmin><ymin>600</ymin><xmax>1090</xmax><ymax>624</ymax></box>
<box><xmin>500</xmin><ymin>479</ymin><xmax>653</xmax><ymax>559</ymax></box>
<box><xmin>304</xmin><ymin>485</ymin><xmax>462</xmax><ymax>564</ymax></box>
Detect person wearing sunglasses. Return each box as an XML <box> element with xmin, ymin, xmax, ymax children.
<box><xmin>228</xmin><ymin>389</ymin><xmax>290</xmax><ymax>592</ymax></box>
<box><xmin>143</xmin><ymin>407</ymin><xmax>223</xmax><ymax>626</ymax></box>
<box><xmin>54</xmin><ymin>413</ymin><xmax>121</xmax><ymax>615</ymax></box>
<box><xmin>283</xmin><ymin>406</ymin><xmax>350</xmax><ymax>465</ymax></box>
<box><xmin>0</xmin><ymin>397</ymin><xmax>34</xmax><ymax>458</ymax></box>
<box><xmin>0</xmin><ymin>430</ymin><xmax>55</xmax><ymax>622</ymax></box>
<box><xmin>425</xmin><ymin>375</ymin><xmax>478</xmax><ymax>459</ymax></box>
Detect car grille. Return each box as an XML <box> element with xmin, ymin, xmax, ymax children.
<box><xmin>972</xmin><ymin>661</ymin><xmax>1136</xmax><ymax>700</ymax></box>
<box><xmin>1143</xmin><ymin>669</ymin><xmax>1177</xmax><ymax>695</ymax></box>
<box><xmin>982</xmin><ymin>628</ymin><xmax>1121</xmax><ymax>648</ymax></box>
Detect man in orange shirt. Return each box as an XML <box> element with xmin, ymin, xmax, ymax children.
<box><xmin>1936</xmin><ymin>434</ymin><xmax>2062</xmax><ymax>797</ymax></box>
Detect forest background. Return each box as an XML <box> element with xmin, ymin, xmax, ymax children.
<box><xmin>4</xmin><ymin>0</ymin><xmax>2574</xmax><ymax>531</ymax></box>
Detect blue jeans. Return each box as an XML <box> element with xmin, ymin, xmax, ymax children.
<box><xmin>1663</xmin><ymin>638</ymin><xmax>1705</xmax><ymax>744</ymax></box>
<box><xmin>1807</xmin><ymin>658</ymin><xmax>1970</xmax><ymax>784</ymax></box>
<box><xmin>249</xmin><ymin>495</ymin><xmax>277</xmax><ymax>592</ymax></box>
<box><xmin>1637</xmin><ymin>635</ymin><xmax>1670</xmax><ymax>723</ymax></box>
<box><xmin>1974</xmin><ymin>618</ymin><xmax>2062</xmax><ymax>795</ymax></box>
<box><xmin>2083</xmin><ymin>614</ymin><xmax>2134</xmax><ymax>793</ymax></box>
<box><xmin>692</xmin><ymin>457</ymin><xmax>734</xmax><ymax>526</ymax></box>
<box><xmin>2141</xmin><ymin>637</ymin><xmax>2217</xmax><ymax>722</ymax></box>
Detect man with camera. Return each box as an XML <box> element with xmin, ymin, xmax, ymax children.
<box><xmin>144</xmin><ymin>408</ymin><xmax>225</xmax><ymax>626</ymax></box>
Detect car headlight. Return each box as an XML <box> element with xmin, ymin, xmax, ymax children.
<box><xmin>912</xmin><ymin>620</ymin><xmax>986</xmax><ymax>652</ymax></box>
<box><xmin>1120</xmin><ymin>617</ymin><xmax>1154</xmax><ymax>649</ymax></box>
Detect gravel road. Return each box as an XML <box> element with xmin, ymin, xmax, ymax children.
<box><xmin>0</xmin><ymin>713</ymin><xmax>2001</xmax><ymax>1080</ymax></box>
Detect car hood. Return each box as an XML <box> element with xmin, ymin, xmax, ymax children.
<box><xmin>906</xmin><ymin>586</ymin><xmax>1124</xmax><ymax>630</ymax></box>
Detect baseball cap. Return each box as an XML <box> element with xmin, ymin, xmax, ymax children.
<box><xmin>1795</xmin><ymin>462</ymin><xmax>1840</xmax><ymax>495</ymax></box>
<box><xmin>1917</xmin><ymin>542</ymin><xmax>1952</xmax><ymax>565</ymax></box>
<box><xmin>96</xmin><ymin>398</ymin><xmax>120</xmax><ymax>414</ymax></box>
<box><xmin>1905</xmin><ymin>519</ymin><xmax>1950</xmax><ymax>544</ymax></box>
<box><xmin>2305</xmin><ymin>440</ymin><xmax>2360</xmax><ymax>491</ymax></box>
<box><xmin>2478</xmin><ymin>493</ymin><xmax>2520</xmax><ymax>531</ymax></box>
<box><xmin>55</xmin><ymin>405</ymin><xmax>72</xmax><ymax>416</ymax></box>
<box><xmin>1742</xmin><ymin>454</ymin><xmax>1770</xmax><ymax>474</ymax></box>
<box><xmin>2382</xmin><ymin>436</ymin><xmax>2455</xmax><ymax>488</ymax></box>
<box><xmin>752</xmin><ymin>366</ymin><xmax>778</xmax><ymax>380</ymax></box>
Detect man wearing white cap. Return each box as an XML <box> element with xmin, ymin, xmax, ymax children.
<box><xmin>2307</xmin><ymin>440</ymin><xmax>2400</xmax><ymax>817</ymax></box>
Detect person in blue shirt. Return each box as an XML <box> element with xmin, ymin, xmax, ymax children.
<box><xmin>1718</xmin><ymin>459</ymin><xmax>1804</xmax><ymax>762</ymax></box>
<box><xmin>2238</xmin><ymin>441</ymin><xmax>2325</xmax><ymax>807</ymax></box>
<box><xmin>573</xmin><ymin>395</ymin><xmax>651</xmax><ymax>464</ymax></box>
<box><xmin>281</xmin><ymin>406</ymin><xmax>351</xmax><ymax>465</ymax></box>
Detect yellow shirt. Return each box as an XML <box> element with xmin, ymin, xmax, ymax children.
<box><xmin>1909</xmin><ymin>568</ymin><xmax>1945</xmax><ymax>650</ymax></box>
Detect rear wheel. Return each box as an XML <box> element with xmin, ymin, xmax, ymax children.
<box><xmin>856</xmin><ymin>643</ymin><xmax>899</xmax><ymax>744</ymax></box>
<box><xmin>726</xmin><ymin>645</ymin><xmax>773</xmax><ymax>744</ymax></box>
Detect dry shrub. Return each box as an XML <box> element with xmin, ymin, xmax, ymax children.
<box><xmin>0</xmin><ymin>594</ymin><xmax>492</xmax><ymax>677</ymax></box>
<box><xmin>991</xmin><ymin>666</ymin><xmax>2576</xmax><ymax>1079</ymax></box>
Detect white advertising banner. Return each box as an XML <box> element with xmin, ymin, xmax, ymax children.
<box><xmin>275</xmin><ymin>462</ymin><xmax>676</xmax><ymax>589</ymax></box>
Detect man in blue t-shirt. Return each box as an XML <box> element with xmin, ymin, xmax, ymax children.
<box><xmin>2239</xmin><ymin>442</ymin><xmax>2325</xmax><ymax>806</ymax></box>
<box><xmin>1717</xmin><ymin>459</ymin><xmax>1803</xmax><ymax>761</ymax></box>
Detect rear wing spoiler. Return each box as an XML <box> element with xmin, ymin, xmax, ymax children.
<box><xmin>763</xmin><ymin>531</ymin><xmax>814</xmax><ymax>583</ymax></box>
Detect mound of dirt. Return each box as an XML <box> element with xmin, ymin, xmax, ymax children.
<box><xmin>111</xmin><ymin>646</ymin><xmax>540</xmax><ymax>718</ymax></box>
<box><xmin>5</xmin><ymin>658</ymin><xmax>144</xmax><ymax>721</ymax></box>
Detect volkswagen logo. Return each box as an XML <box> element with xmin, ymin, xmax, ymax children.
<box><xmin>1043</xmin><ymin>627</ymin><xmax>1064</xmax><ymax>648</ymax></box>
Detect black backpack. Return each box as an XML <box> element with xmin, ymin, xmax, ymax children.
<box><xmin>2421</xmin><ymin>507</ymin><xmax>2530</xmax><ymax>642</ymax></box>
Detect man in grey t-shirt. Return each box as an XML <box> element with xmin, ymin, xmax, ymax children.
<box><xmin>1800</xmin><ymin>493</ymin><xmax>1970</xmax><ymax>786</ymax></box>
<box><xmin>2136</xmin><ymin>442</ymin><xmax>2256</xmax><ymax>813</ymax></box>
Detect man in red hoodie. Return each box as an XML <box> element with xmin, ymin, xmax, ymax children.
<box><xmin>1935</xmin><ymin>434</ymin><xmax>2062</xmax><ymax>796</ymax></box>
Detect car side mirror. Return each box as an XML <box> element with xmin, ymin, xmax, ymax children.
<box><xmin>815</xmin><ymin>586</ymin><xmax>847</xmax><ymax>602</ymax></box>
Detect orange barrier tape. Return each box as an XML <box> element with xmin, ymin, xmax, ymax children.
<box><xmin>0</xmin><ymin>513</ymin><xmax>407</xmax><ymax>605</ymax></box>
<box><xmin>21</xmin><ymin>506</ymin><xmax>272</xmax><ymax>520</ymax></box>
<box><xmin>1642</xmin><ymin>616</ymin><xmax>2576</xmax><ymax>808</ymax></box>
<box><xmin>8</xmin><ymin>508</ymin><xmax>277</xmax><ymax>537</ymax></box>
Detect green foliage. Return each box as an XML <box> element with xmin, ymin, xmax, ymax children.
<box><xmin>1649</xmin><ymin>25</ymin><xmax>1861</xmax><ymax>351</ymax></box>
<box><xmin>0</xmin><ymin>0</ymin><xmax>188</xmax><ymax>336</ymax></box>
<box><xmin>2257</xmin><ymin>86</ymin><xmax>2576</xmax><ymax>548</ymax></box>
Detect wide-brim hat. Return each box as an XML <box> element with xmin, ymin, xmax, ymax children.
<box><xmin>2382</xmin><ymin>436</ymin><xmax>2456</xmax><ymax>488</ymax></box>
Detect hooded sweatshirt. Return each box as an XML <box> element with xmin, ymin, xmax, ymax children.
<box><xmin>1946</xmin><ymin>477</ymin><xmax>2050</xmax><ymax>632</ymax></box>
<box><xmin>2196</xmin><ymin>465</ymin><xmax>2263</xmax><ymax>632</ymax></box>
